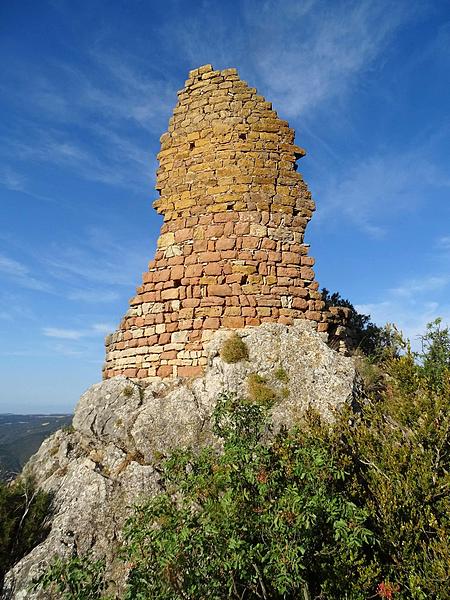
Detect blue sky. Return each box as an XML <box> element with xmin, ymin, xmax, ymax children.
<box><xmin>0</xmin><ymin>0</ymin><xmax>449</xmax><ymax>413</ymax></box>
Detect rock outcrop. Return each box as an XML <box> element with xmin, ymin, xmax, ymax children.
<box><xmin>3</xmin><ymin>323</ymin><xmax>358</xmax><ymax>599</ymax></box>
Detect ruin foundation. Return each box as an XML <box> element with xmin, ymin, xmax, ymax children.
<box><xmin>103</xmin><ymin>64</ymin><xmax>329</xmax><ymax>380</ymax></box>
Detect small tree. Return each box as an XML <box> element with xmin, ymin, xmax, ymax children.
<box><xmin>0</xmin><ymin>477</ymin><xmax>52</xmax><ymax>590</ymax></box>
<box><xmin>122</xmin><ymin>393</ymin><xmax>374</xmax><ymax>599</ymax></box>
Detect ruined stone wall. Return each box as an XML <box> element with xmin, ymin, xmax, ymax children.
<box><xmin>103</xmin><ymin>64</ymin><xmax>328</xmax><ymax>380</ymax></box>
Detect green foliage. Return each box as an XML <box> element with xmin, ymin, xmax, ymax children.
<box><xmin>34</xmin><ymin>554</ymin><xmax>108</xmax><ymax>599</ymax></box>
<box><xmin>420</xmin><ymin>318</ymin><xmax>450</xmax><ymax>392</ymax></box>
<box><xmin>246</xmin><ymin>373</ymin><xmax>277</xmax><ymax>406</ymax></box>
<box><xmin>61</xmin><ymin>423</ymin><xmax>75</xmax><ymax>434</ymax></box>
<box><xmin>0</xmin><ymin>477</ymin><xmax>52</xmax><ymax>590</ymax></box>
<box><xmin>274</xmin><ymin>366</ymin><xmax>289</xmax><ymax>382</ymax></box>
<box><xmin>36</xmin><ymin>321</ymin><xmax>450</xmax><ymax>599</ymax></box>
<box><xmin>122</xmin><ymin>393</ymin><xmax>373</xmax><ymax>599</ymax></box>
<box><xmin>219</xmin><ymin>333</ymin><xmax>249</xmax><ymax>363</ymax></box>
<box><xmin>122</xmin><ymin>385</ymin><xmax>135</xmax><ymax>398</ymax></box>
<box><xmin>308</xmin><ymin>320</ymin><xmax>450</xmax><ymax>598</ymax></box>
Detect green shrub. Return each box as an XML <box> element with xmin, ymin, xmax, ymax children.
<box><xmin>34</xmin><ymin>554</ymin><xmax>107</xmax><ymax>599</ymax></box>
<box><xmin>35</xmin><ymin>321</ymin><xmax>450</xmax><ymax>600</ymax></box>
<box><xmin>122</xmin><ymin>385</ymin><xmax>134</xmax><ymax>398</ymax></box>
<box><xmin>0</xmin><ymin>477</ymin><xmax>52</xmax><ymax>590</ymax></box>
<box><xmin>247</xmin><ymin>372</ymin><xmax>277</xmax><ymax>406</ymax></box>
<box><xmin>274</xmin><ymin>366</ymin><xmax>289</xmax><ymax>382</ymax></box>
<box><xmin>219</xmin><ymin>333</ymin><xmax>249</xmax><ymax>363</ymax></box>
<box><xmin>122</xmin><ymin>393</ymin><xmax>373</xmax><ymax>600</ymax></box>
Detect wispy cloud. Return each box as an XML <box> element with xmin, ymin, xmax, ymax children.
<box><xmin>0</xmin><ymin>167</ymin><xmax>25</xmax><ymax>191</ymax></box>
<box><xmin>248</xmin><ymin>1</ymin><xmax>411</xmax><ymax>118</ymax></box>
<box><xmin>0</xmin><ymin>46</ymin><xmax>174</xmax><ymax>193</ymax></box>
<box><xmin>172</xmin><ymin>0</ymin><xmax>413</xmax><ymax>119</ymax></box>
<box><xmin>357</xmin><ymin>270</ymin><xmax>450</xmax><ymax>350</ymax></box>
<box><xmin>0</xmin><ymin>254</ymin><xmax>52</xmax><ymax>292</ymax></box>
<box><xmin>43</xmin><ymin>322</ymin><xmax>115</xmax><ymax>340</ymax></box>
<box><xmin>42</xmin><ymin>327</ymin><xmax>85</xmax><ymax>340</ymax></box>
<box><xmin>390</xmin><ymin>276</ymin><xmax>449</xmax><ymax>298</ymax></box>
<box><xmin>43</xmin><ymin>226</ymin><xmax>150</xmax><ymax>288</ymax></box>
<box><xmin>437</xmin><ymin>236</ymin><xmax>450</xmax><ymax>250</ymax></box>
<box><xmin>67</xmin><ymin>289</ymin><xmax>120</xmax><ymax>303</ymax></box>
<box><xmin>316</xmin><ymin>146</ymin><xmax>450</xmax><ymax>236</ymax></box>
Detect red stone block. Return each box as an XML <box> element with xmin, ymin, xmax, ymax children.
<box><xmin>171</xmin><ymin>264</ymin><xmax>184</xmax><ymax>280</ymax></box>
<box><xmin>220</xmin><ymin>250</ymin><xmax>238</xmax><ymax>259</ymax></box>
<box><xmin>124</xmin><ymin>368</ymin><xmax>138</xmax><ymax>377</ymax></box>
<box><xmin>178</xmin><ymin>365</ymin><xmax>203</xmax><ymax>377</ymax></box>
<box><xmin>206</xmin><ymin>224</ymin><xmax>224</xmax><ymax>237</ymax></box>
<box><xmin>203</xmin><ymin>262</ymin><xmax>222</xmax><ymax>275</ymax></box>
<box><xmin>174</xmin><ymin>228</ymin><xmax>192</xmax><ymax>242</ymax></box>
<box><xmin>161</xmin><ymin>288</ymin><xmax>179</xmax><ymax>300</ymax></box>
<box><xmin>300</xmin><ymin>267</ymin><xmax>314</xmax><ymax>280</ymax></box>
<box><xmin>282</xmin><ymin>252</ymin><xmax>301</xmax><ymax>264</ymax></box>
<box><xmin>293</xmin><ymin>297</ymin><xmax>308</xmax><ymax>309</ymax></box>
<box><xmin>157</xmin><ymin>365</ymin><xmax>173</xmax><ymax>377</ymax></box>
<box><xmin>305</xmin><ymin>311</ymin><xmax>321</xmax><ymax>321</ymax></box>
<box><xmin>245</xmin><ymin>317</ymin><xmax>261</xmax><ymax>326</ymax></box>
<box><xmin>235</xmin><ymin>222</ymin><xmax>250</xmax><ymax>235</ymax></box>
<box><xmin>223</xmin><ymin>221</ymin><xmax>234</xmax><ymax>236</ymax></box>
<box><xmin>204</xmin><ymin>317</ymin><xmax>220</xmax><ymax>329</ymax></box>
<box><xmin>261</xmin><ymin>239</ymin><xmax>277</xmax><ymax>250</ymax></box>
<box><xmin>153</xmin><ymin>269</ymin><xmax>171</xmax><ymax>283</ymax></box>
<box><xmin>159</xmin><ymin>332</ymin><xmax>171</xmax><ymax>344</ymax></box>
<box><xmin>222</xmin><ymin>316</ymin><xmax>245</xmax><ymax>328</ymax></box>
<box><xmin>183</xmin><ymin>298</ymin><xmax>201</xmax><ymax>308</ymax></box>
<box><xmin>214</xmin><ymin>212</ymin><xmax>239</xmax><ymax>222</ymax></box>
<box><xmin>208</xmin><ymin>284</ymin><xmax>232</xmax><ymax>296</ymax></box>
<box><xmin>216</xmin><ymin>238</ymin><xmax>236</xmax><ymax>251</ymax></box>
<box><xmin>198</xmin><ymin>251</ymin><xmax>221</xmax><ymax>262</ymax></box>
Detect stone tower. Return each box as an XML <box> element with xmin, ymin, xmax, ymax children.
<box><xmin>103</xmin><ymin>64</ymin><xmax>327</xmax><ymax>380</ymax></box>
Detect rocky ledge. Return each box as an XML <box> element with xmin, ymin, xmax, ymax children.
<box><xmin>3</xmin><ymin>322</ymin><xmax>359</xmax><ymax>599</ymax></box>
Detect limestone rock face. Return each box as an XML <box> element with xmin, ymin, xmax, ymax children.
<box><xmin>103</xmin><ymin>64</ymin><xmax>328</xmax><ymax>382</ymax></box>
<box><xmin>3</xmin><ymin>323</ymin><xmax>357</xmax><ymax>599</ymax></box>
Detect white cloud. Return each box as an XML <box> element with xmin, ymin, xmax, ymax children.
<box><xmin>390</xmin><ymin>276</ymin><xmax>449</xmax><ymax>298</ymax></box>
<box><xmin>316</xmin><ymin>148</ymin><xmax>450</xmax><ymax>236</ymax></box>
<box><xmin>0</xmin><ymin>47</ymin><xmax>173</xmax><ymax>193</ymax></box>
<box><xmin>42</xmin><ymin>322</ymin><xmax>115</xmax><ymax>340</ymax></box>
<box><xmin>42</xmin><ymin>327</ymin><xmax>85</xmax><ymax>340</ymax></box>
<box><xmin>67</xmin><ymin>289</ymin><xmax>120</xmax><ymax>303</ymax></box>
<box><xmin>437</xmin><ymin>236</ymin><xmax>450</xmax><ymax>250</ymax></box>
<box><xmin>43</xmin><ymin>226</ymin><xmax>150</xmax><ymax>288</ymax></box>
<box><xmin>91</xmin><ymin>322</ymin><xmax>115</xmax><ymax>334</ymax></box>
<box><xmin>356</xmin><ymin>270</ymin><xmax>450</xmax><ymax>350</ymax></box>
<box><xmin>0</xmin><ymin>254</ymin><xmax>51</xmax><ymax>292</ymax></box>
<box><xmin>0</xmin><ymin>167</ymin><xmax>25</xmax><ymax>191</ymax></box>
<box><xmin>171</xmin><ymin>0</ymin><xmax>413</xmax><ymax>119</ymax></box>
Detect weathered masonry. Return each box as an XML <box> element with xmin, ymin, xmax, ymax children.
<box><xmin>103</xmin><ymin>64</ymin><xmax>328</xmax><ymax>380</ymax></box>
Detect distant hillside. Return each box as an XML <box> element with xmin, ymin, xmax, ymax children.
<box><xmin>0</xmin><ymin>414</ymin><xmax>72</xmax><ymax>480</ymax></box>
